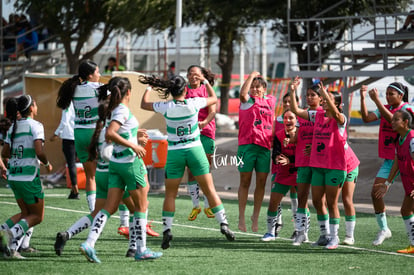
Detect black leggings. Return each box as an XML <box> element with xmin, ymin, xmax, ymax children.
<box><xmin>62</xmin><ymin>139</ymin><xmax>77</xmax><ymax>187</ymax></box>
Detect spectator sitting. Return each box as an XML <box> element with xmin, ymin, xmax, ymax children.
<box><xmin>9</xmin><ymin>15</ymin><xmax>38</xmax><ymax>59</ymax></box>
<box><xmin>104</xmin><ymin>57</ymin><xmax>125</xmax><ymax>73</ymax></box>
<box><xmin>1</xmin><ymin>15</ymin><xmax>18</xmax><ymax>61</ymax></box>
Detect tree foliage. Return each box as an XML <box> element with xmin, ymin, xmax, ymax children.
<box><xmin>14</xmin><ymin>0</ymin><xmax>174</xmax><ymax>73</ymax></box>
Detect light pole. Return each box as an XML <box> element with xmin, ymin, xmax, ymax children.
<box><xmin>175</xmin><ymin>0</ymin><xmax>182</xmax><ymax>75</ymax></box>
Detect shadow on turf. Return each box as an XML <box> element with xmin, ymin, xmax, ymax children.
<box><xmin>154</xmin><ymin>236</ymin><xmax>363</xmax><ymax>255</ymax></box>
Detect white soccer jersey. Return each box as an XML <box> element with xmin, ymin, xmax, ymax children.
<box><xmin>97</xmin><ymin>127</ymin><xmax>109</xmax><ymax>172</ymax></box>
<box><xmin>109</xmin><ymin>104</ymin><xmax>139</xmax><ymax>163</ymax></box>
<box><xmin>73</xmin><ymin>81</ymin><xmax>101</xmax><ymax>129</ymax></box>
<box><xmin>5</xmin><ymin>118</ymin><xmax>45</xmax><ymax>181</ymax></box>
<box><xmin>153</xmin><ymin>98</ymin><xmax>206</xmax><ymax>150</ymax></box>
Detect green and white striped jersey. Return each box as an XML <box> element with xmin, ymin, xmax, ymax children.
<box><xmin>110</xmin><ymin>104</ymin><xmax>139</xmax><ymax>163</ymax></box>
<box><xmin>97</xmin><ymin>127</ymin><xmax>109</xmax><ymax>172</ymax></box>
<box><xmin>73</xmin><ymin>81</ymin><xmax>101</xmax><ymax>129</ymax></box>
<box><xmin>5</xmin><ymin>118</ymin><xmax>45</xmax><ymax>181</ymax></box>
<box><xmin>153</xmin><ymin>98</ymin><xmax>206</xmax><ymax>150</ymax></box>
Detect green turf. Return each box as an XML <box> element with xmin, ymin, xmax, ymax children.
<box><xmin>0</xmin><ymin>187</ymin><xmax>413</xmax><ymax>274</ymax></box>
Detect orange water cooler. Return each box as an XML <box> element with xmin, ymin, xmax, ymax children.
<box><xmin>66</xmin><ymin>162</ymin><xmax>86</xmax><ymax>189</ymax></box>
<box><xmin>143</xmin><ymin>130</ymin><xmax>168</xmax><ymax>190</ymax></box>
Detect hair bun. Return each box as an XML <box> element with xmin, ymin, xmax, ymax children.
<box><xmin>173</xmin><ymin>75</ymin><xmax>186</xmax><ymax>90</ymax></box>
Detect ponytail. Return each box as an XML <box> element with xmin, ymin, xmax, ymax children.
<box><xmin>106</xmin><ymin>77</ymin><xmax>131</xmax><ymax>116</ymax></box>
<box><xmin>5</xmin><ymin>98</ymin><xmax>18</xmax><ymax>151</ymax></box>
<box><xmin>88</xmin><ymin>103</ymin><xmax>108</xmax><ymax>161</ymax></box>
<box><xmin>57</xmin><ymin>75</ymin><xmax>80</xmax><ymax>109</ymax></box>
<box><xmin>139</xmin><ymin>75</ymin><xmax>186</xmax><ymax>99</ymax></box>
<box><xmin>57</xmin><ymin>60</ymin><xmax>98</xmax><ymax>109</ymax></box>
<box><xmin>331</xmin><ymin>91</ymin><xmax>343</xmax><ymax>113</ymax></box>
<box><xmin>107</xmin><ymin>85</ymin><xmax>122</xmax><ymax>115</ymax></box>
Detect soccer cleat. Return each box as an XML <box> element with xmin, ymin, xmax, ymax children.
<box><xmin>325</xmin><ymin>237</ymin><xmax>339</xmax><ymax>250</ymax></box>
<box><xmin>312</xmin><ymin>235</ymin><xmax>329</xmax><ymax>247</ymax></box>
<box><xmin>372</xmin><ymin>229</ymin><xmax>392</xmax><ymax>246</ymax></box>
<box><xmin>118</xmin><ymin>226</ymin><xmax>129</xmax><ymax>239</ymax></box>
<box><xmin>397</xmin><ymin>245</ymin><xmax>414</xmax><ymax>254</ymax></box>
<box><xmin>54</xmin><ymin>231</ymin><xmax>69</xmax><ymax>256</ymax></box>
<box><xmin>0</xmin><ymin>230</ymin><xmax>11</xmax><ymax>257</ymax></box>
<box><xmin>188</xmin><ymin>207</ymin><xmax>201</xmax><ymax>221</ymax></box>
<box><xmin>79</xmin><ymin>242</ymin><xmax>101</xmax><ymax>263</ymax></box>
<box><xmin>204</xmin><ymin>208</ymin><xmax>215</xmax><ymax>218</ymax></box>
<box><xmin>275</xmin><ymin>223</ymin><xmax>283</xmax><ymax>234</ymax></box>
<box><xmin>146</xmin><ymin>221</ymin><xmax>159</xmax><ymax>237</ymax></box>
<box><xmin>161</xmin><ymin>229</ymin><xmax>173</xmax><ymax>250</ymax></box>
<box><xmin>125</xmin><ymin>249</ymin><xmax>136</xmax><ymax>258</ymax></box>
<box><xmin>68</xmin><ymin>192</ymin><xmax>80</xmax><ymax>200</ymax></box>
<box><xmin>261</xmin><ymin>233</ymin><xmax>276</xmax><ymax>242</ymax></box>
<box><xmin>342</xmin><ymin>236</ymin><xmax>355</xmax><ymax>245</ymax></box>
<box><xmin>6</xmin><ymin>250</ymin><xmax>26</xmax><ymax>259</ymax></box>
<box><xmin>220</xmin><ymin>223</ymin><xmax>235</xmax><ymax>241</ymax></box>
<box><xmin>19</xmin><ymin>246</ymin><xmax>39</xmax><ymax>253</ymax></box>
<box><xmin>290</xmin><ymin>230</ymin><xmax>298</xmax><ymax>240</ymax></box>
<box><xmin>292</xmin><ymin>231</ymin><xmax>307</xmax><ymax>246</ymax></box>
<box><xmin>135</xmin><ymin>248</ymin><xmax>162</xmax><ymax>261</ymax></box>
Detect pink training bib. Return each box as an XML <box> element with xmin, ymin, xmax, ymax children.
<box><xmin>396</xmin><ymin>130</ymin><xmax>414</xmax><ymax>196</ymax></box>
<box><xmin>185</xmin><ymin>85</ymin><xmax>216</xmax><ymax>140</ymax></box>
<box><xmin>378</xmin><ymin>103</ymin><xmax>408</xmax><ymax>160</ymax></box>
<box><xmin>309</xmin><ymin>110</ymin><xmax>346</xmax><ymax>171</ymax></box>
<box><xmin>345</xmin><ymin>145</ymin><xmax>360</xmax><ymax>173</ymax></box>
<box><xmin>238</xmin><ymin>95</ymin><xmax>276</xmax><ymax>149</ymax></box>
<box><xmin>274</xmin><ymin>129</ymin><xmax>297</xmax><ymax>186</ymax></box>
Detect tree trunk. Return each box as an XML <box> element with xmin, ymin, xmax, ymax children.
<box><xmin>68</xmin><ymin>58</ymin><xmax>80</xmax><ymax>75</ymax></box>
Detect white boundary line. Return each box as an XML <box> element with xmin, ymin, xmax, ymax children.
<box><xmin>1</xmin><ymin>200</ymin><xmax>414</xmax><ymax>258</ymax></box>
<box><xmin>0</xmin><ymin>194</ymin><xmax>67</xmax><ymax>198</ymax></box>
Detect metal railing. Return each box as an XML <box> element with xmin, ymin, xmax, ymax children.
<box><xmin>287</xmin><ymin>4</ymin><xmax>414</xmax><ymax>79</ymax></box>
<box><xmin>1</xmin><ymin>23</ymin><xmax>62</xmax><ymax>91</ymax></box>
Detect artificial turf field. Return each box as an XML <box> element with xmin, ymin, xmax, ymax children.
<box><xmin>0</xmin><ymin>187</ymin><xmax>413</xmax><ymax>275</ymax></box>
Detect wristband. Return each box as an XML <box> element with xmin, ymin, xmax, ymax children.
<box><xmin>145</xmin><ymin>86</ymin><xmax>152</xmax><ymax>91</ymax></box>
<box><xmin>384</xmin><ymin>180</ymin><xmax>392</xmax><ymax>187</ymax></box>
<box><xmin>43</xmin><ymin>161</ymin><xmax>50</xmax><ymax>167</ymax></box>
<box><xmin>203</xmin><ymin>79</ymin><xmax>209</xmax><ymax>85</ymax></box>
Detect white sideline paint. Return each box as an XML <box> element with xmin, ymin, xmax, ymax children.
<box><xmin>1</xmin><ymin>200</ymin><xmax>414</xmax><ymax>258</ymax></box>
<box><xmin>0</xmin><ymin>194</ymin><xmax>67</xmax><ymax>198</ymax></box>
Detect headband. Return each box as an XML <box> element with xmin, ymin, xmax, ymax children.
<box><xmin>388</xmin><ymin>84</ymin><xmax>405</xmax><ymax>95</ymax></box>
<box><xmin>20</xmin><ymin>95</ymin><xmax>33</xmax><ymax>112</ymax></box>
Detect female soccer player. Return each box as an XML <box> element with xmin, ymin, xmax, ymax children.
<box><xmin>375</xmin><ymin>109</ymin><xmax>414</xmax><ymax>254</ymax></box>
<box><xmin>0</xmin><ymin>95</ymin><xmax>53</xmax><ymax>259</ymax></box>
<box><xmin>289</xmin><ymin>82</ymin><xmax>322</xmax><ymax>246</ymax></box>
<box><xmin>57</xmin><ymin>60</ymin><xmax>102</xmax><ymax>211</ymax></box>
<box><xmin>79</xmin><ymin>77</ymin><xmax>162</xmax><ymax>263</ymax></box>
<box><xmin>237</xmin><ymin>71</ymin><xmax>276</xmax><ymax>232</ymax></box>
<box><xmin>291</xmin><ymin>77</ymin><xmax>351</xmax><ymax>249</ymax></box>
<box><xmin>360</xmin><ymin>82</ymin><xmax>410</xmax><ymax>246</ymax></box>
<box><xmin>261</xmin><ymin>110</ymin><xmax>298</xmax><ymax>241</ymax></box>
<box><xmin>270</xmin><ymin>92</ymin><xmax>299</xmax><ymax>238</ymax></box>
<box><xmin>140</xmin><ymin>74</ymin><xmax>235</xmax><ymax>250</ymax></box>
<box><xmin>185</xmin><ymin>65</ymin><xmax>217</xmax><ymax>221</ymax></box>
